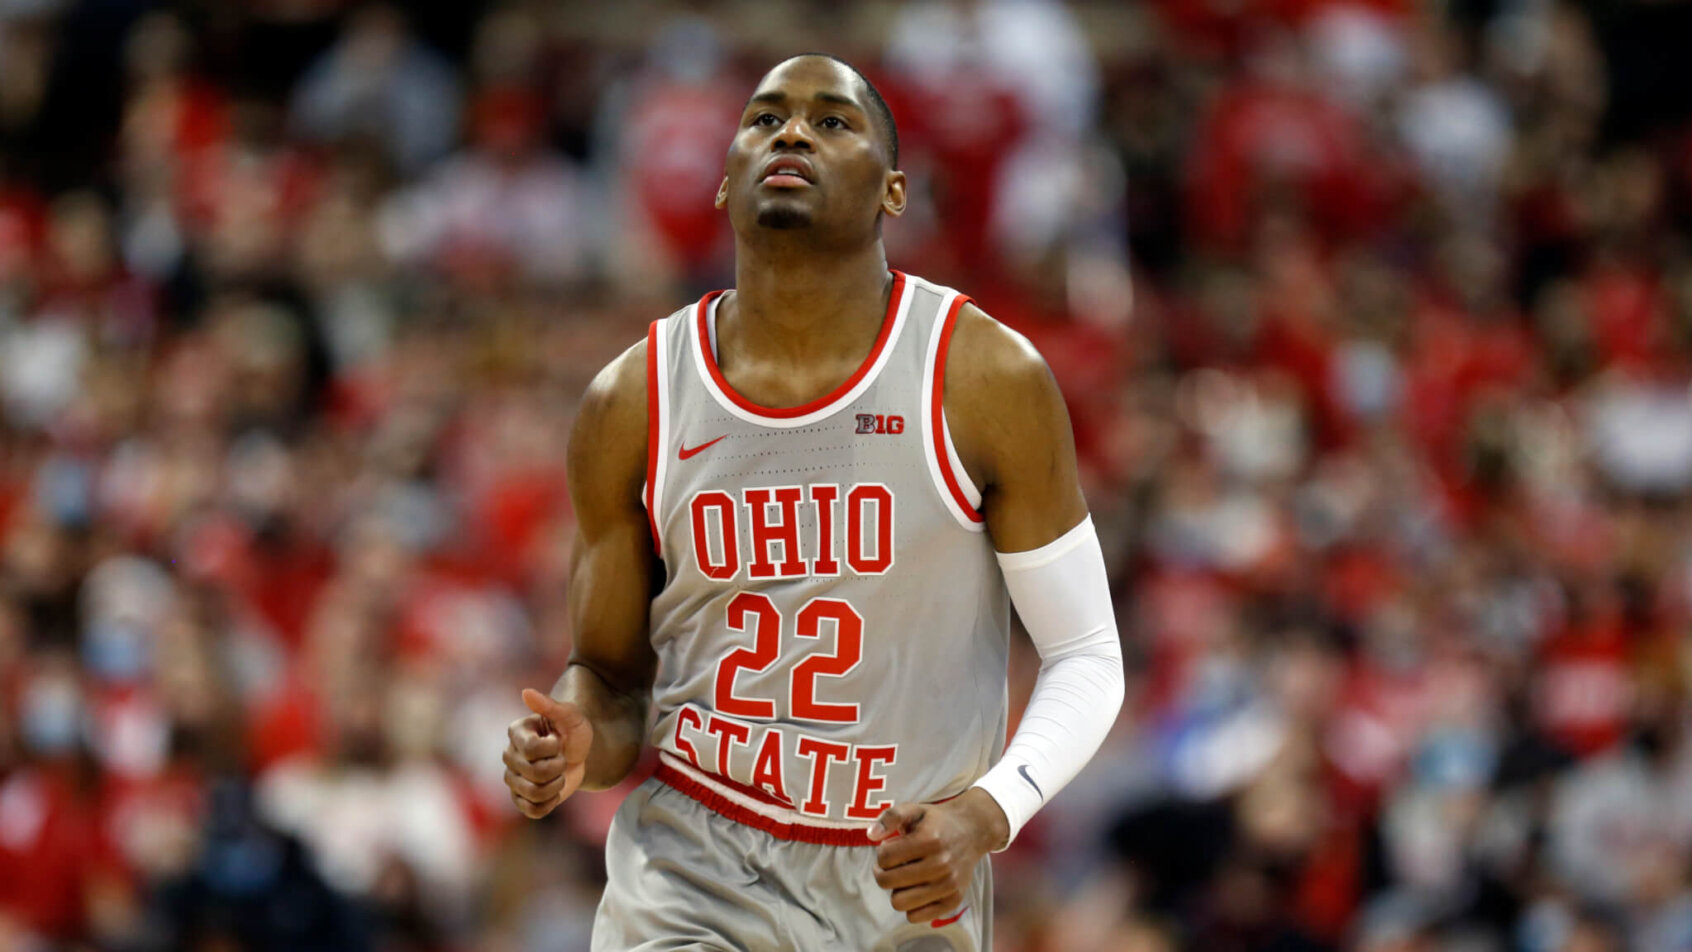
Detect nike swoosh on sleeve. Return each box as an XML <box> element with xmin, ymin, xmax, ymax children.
<box><xmin>1017</xmin><ymin>764</ymin><xmax>1043</xmax><ymax>800</ymax></box>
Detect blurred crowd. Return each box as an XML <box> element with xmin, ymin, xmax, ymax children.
<box><xmin>4</xmin><ymin>0</ymin><xmax>1692</xmax><ymax>950</ymax></box>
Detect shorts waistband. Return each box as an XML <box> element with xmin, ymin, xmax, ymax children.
<box><xmin>653</xmin><ymin>752</ymin><xmax>876</xmax><ymax>847</ymax></box>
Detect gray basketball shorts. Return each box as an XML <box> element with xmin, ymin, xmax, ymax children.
<box><xmin>592</xmin><ymin>775</ymin><xmax>992</xmax><ymax>951</ymax></box>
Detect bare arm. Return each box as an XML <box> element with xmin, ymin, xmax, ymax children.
<box><xmin>505</xmin><ymin>339</ymin><xmax>658</xmax><ymax>815</ymax></box>
<box><xmin>557</xmin><ymin>339</ymin><xmax>660</xmax><ymax>791</ymax></box>
<box><xmin>946</xmin><ymin>302</ymin><xmax>1090</xmax><ymax>552</ymax></box>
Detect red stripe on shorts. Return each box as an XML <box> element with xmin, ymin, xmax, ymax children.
<box><xmin>653</xmin><ymin>758</ymin><xmax>875</xmax><ymax>847</ymax></box>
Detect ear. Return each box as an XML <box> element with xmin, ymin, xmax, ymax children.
<box><xmin>715</xmin><ymin>177</ymin><xmax>729</xmax><ymax>210</ymax></box>
<box><xmin>881</xmin><ymin>170</ymin><xmax>907</xmax><ymax>219</ymax></box>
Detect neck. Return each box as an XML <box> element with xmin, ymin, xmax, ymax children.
<box><xmin>724</xmin><ymin>234</ymin><xmax>891</xmax><ymax>362</ymax></box>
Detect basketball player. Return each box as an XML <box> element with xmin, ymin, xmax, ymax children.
<box><xmin>501</xmin><ymin>54</ymin><xmax>1125</xmax><ymax>951</ymax></box>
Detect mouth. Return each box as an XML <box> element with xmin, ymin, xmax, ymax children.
<box><xmin>760</xmin><ymin>157</ymin><xmax>814</xmax><ymax>189</ymax></box>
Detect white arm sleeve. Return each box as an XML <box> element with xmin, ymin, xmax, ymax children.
<box><xmin>971</xmin><ymin>515</ymin><xmax>1125</xmax><ymax>848</ymax></box>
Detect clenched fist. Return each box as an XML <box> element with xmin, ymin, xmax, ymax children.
<box><xmin>504</xmin><ymin>688</ymin><xmax>594</xmax><ymax>818</ymax></box>
<box><xmin>868</xmin><ymin>788</ymin><xmax>1009</xmax><ymax>924</ymax></box>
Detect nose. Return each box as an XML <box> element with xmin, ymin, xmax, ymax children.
<box><xmin>773</xmin><ymin>114</ymin><xmax>815</xmax><ymax>151</ymax></box>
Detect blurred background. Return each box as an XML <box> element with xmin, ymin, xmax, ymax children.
<box><xmin>3</xmin><ymin>0</ymin><xmax>1692</xmax><ymax>949</ymax></box>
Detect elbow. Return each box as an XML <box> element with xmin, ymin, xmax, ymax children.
<box><xmin>579</xmin><ymin>772</ymin><xmax>631</xmax><ymax>793</ymax></box>
<box><xmin>580</xmin><ymin>739</ymin><xmax>644</xmax><ymax>791</ymax></box>
<box><xmin>1101</xmin><ymin>648</ymin><xmax>1126</xmax><ymax>722</ymax></box>
<box><xmin>1039</xmin><ymin>635</ymin><xmax>1127</xmax><ymax>723</ymax></box>
<box><xmin>1073</xmin><ymin>636</ymin><xmax>1126</xmax><ymax>724</ymax></box>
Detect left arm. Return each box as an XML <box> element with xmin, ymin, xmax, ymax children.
<box><xmin>870</xmin><ymin>303</ymin><xmax>1126</xmax><ymax>922</ymax></box>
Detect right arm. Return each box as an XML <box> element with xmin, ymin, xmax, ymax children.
<box><xmin>504</xmin><ymin>339</ymin><xmax>659</xmax><ymax>816</ymax></box>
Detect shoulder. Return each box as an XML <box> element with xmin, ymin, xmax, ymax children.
<box><xmin>942</xmin><ymin>300</ymin><xmax>1072</xmax><ymax>489</ymax></box>
<box><xmin>568</xmin><ymin>335</ymin><xmax>649</xmax><ymax>504</ymax></box>
<box><xmin>945</xmin><ymin>301</ymin><xmax>1053</xmax><ymax>396</ymax></box>
<box><xmin>579</xmin><ymin>336</ymin><xmax>649</xmax><ymax>424</ymax></box>
<box><xmin>578</xmin><ymin>301</ymin><xmax>696</xmax><ymax>437</ymax></box>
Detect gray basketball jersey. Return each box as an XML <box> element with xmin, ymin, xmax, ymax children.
<box><xmin>641</xmin><ymin>270</ymin><xmax>1011</xmax><ymax>843</ymax></box>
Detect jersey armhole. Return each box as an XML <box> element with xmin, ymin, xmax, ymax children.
<box><xmin>921</xmin><ymin>292</ymin><xmax>986</xmax><ymax>531</ymax></box>
<box><xmin>643</xmin><ymin>319</ymin><xmax>671</xmax><ymax>557</ymax></box>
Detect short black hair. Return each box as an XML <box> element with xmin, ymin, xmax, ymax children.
<box><xmin>786</xmin><ymin>53</ymin><xmax>899</xmax><ymax>168</ymax></box>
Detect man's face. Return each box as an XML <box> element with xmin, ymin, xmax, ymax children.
<box><xmin>717</xmin><ymin>57</ymin><xmax>904</xmax><ymax>239</ymax></box>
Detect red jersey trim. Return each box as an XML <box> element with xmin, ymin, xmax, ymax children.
<box><xmin>694</xmin><ymin>271</ymin><xmax>908</xmax><ymax>420</ymax></box>
<box><xmin>931</xmin><ymin>295</ymin><xmax>985</xmax><ymax>523</ymax></box>
<box><xmin>654</xmin><ymin>757</ymin><xmax>875</xmax><ymax>847</ymax></box>
<box><xmin>644</xmin><ymin>321</ymin><xmax>663</xmax><ymax>556</ymax></box>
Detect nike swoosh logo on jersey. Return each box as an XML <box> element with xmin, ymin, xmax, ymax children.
<box><xmin>678</xmin><ymin>435</ymin><xmax>728</xmax><ymax>460</ymax></box>
<box><xmin>1018</xmin><ymin>764</ymin><xmax>1043</xmax><ymax>800</ymax></box>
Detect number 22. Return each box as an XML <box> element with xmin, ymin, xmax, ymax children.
<box><xmin>713</xmin><ymin>592</ymin><xmax>863</xmax><ymax>723</ymax></box>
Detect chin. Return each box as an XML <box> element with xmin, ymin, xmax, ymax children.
<box><xmin>755</xmin><ymin>204</ymin><xmax>814</xmax><ymax>230</ymax></box>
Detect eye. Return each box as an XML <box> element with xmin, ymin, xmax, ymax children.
<box><xmin>753</xmin><ymin>113</ymin><xmax>782</xmax><ymax>127</ymax></box>
<box><xmin>819</xmin><ymin>116</ymin><xmax>846</xmax><ymax>129</ymax></box>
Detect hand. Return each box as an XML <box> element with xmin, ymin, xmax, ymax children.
<box><xmin>503</xmin><ymin>688</ymin><xmax>593</xmax><ymax>819</ymax></box>
<box><xmin>868</xmin><ymin>788</ymin><xmax>1011</xmax><ymax>923</ymax></box>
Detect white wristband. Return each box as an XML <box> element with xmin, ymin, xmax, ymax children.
<box><xmin>971</xmin><ymin>516</ymin><xmax>1124</xmax><ymax>848</ymax></box>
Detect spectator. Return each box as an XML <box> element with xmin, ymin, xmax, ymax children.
<box><xmin>290</xmin><ymin>3</ymin><xmax>460</xmax><ymax>176</ymax></box>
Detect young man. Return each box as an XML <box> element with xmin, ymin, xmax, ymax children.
<box><xmin>501</xmin><ymin>54</ymin><xmax>1124</xmax><ymax>951</ymax></box>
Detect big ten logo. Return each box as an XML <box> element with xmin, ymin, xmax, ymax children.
<box><xmin>855</xmin><ymin>413</ymin><xmax>905</xmax><ymax>435</ymax></box>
